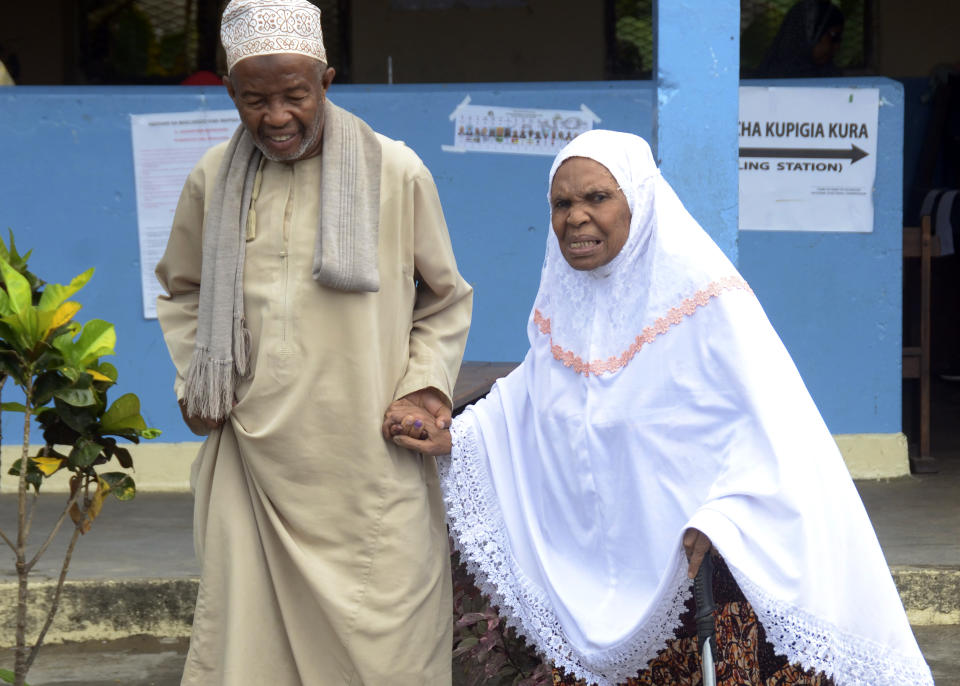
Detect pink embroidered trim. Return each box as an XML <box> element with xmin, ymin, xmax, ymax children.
<box><xmin>534</xmin><ymin>275</ymin><xmax>752</xmax><ymax>377</ymax></box>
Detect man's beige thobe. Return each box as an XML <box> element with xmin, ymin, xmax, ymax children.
<box><xmin>156</xmin><ymin>133</ymin><xmax>473</xmax><ymax>686</ymax></box>
<box><xmin>0</xmin><ymin>61</ymin><xmax>13</xmax><ymax>86</ymax></box>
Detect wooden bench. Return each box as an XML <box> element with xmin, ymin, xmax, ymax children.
<box><xmin>903</xmin><ymin>215</ymin><xmax>941</xmax><ymax>469</ymax></box>
<box><xmin>452</xmin><ymin>361</ymin><xmax>519</xmax><ymax>415</ymax></box>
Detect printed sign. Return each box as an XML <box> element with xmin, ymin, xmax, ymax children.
<box><xmin>738</xmin><ymin>87</ymin><xmax>879</xmax><ymax>233</ymax></box>
<box><xmin>131</xmin><ymin>110</ymin><xmax>241</xmax><ymax>318</ymax></box>
<box><xmin>444</xmin><ymin>97</ymin><xmax>600</xmax><ymax>156</ymax></box>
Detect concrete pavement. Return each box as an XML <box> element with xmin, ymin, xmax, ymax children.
<box><xmin>0</xmin><ymin>447</ymin><xmax>957</xmax><ymax>683</ymax></box>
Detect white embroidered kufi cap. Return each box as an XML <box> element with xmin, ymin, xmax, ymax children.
<box><xmin>221</xmin><ymin>0</ymin><xmax>326</xmax><ymax>72</ymax></box>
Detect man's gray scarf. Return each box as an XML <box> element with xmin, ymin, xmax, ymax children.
<box><xmin>183</xmin><ymin>100</ymin><xmax>382</xmax><ymax>420</ymax></box>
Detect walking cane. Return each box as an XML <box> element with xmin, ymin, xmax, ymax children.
<box><xmin>693</xmin><ymin>554</ymin><xmax>718</xmax><ymax>686</ymax></box>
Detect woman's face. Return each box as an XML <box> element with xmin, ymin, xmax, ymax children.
<box><xmin>550</xmin><ymin>157</ymin><xmax>632</xmax><ymax>271</ymax></box>
<box><xmin>811</xmin><ymin>23</ymin><xmax>842</xmax><ymax>66</ymax></box>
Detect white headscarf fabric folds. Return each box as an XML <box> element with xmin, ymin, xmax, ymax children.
<box><xmin>441</xmin><ymin>130</ymin><xmax>932</xmax><ymax>686</ymax></box>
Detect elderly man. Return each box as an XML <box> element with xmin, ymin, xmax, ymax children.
<box><xmin>155</xmin><ymin>1</ymin><xmax>472</xmax><ymax>683</ymax></box>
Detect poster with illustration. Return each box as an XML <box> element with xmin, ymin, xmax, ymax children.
<box><xmin>445</xmin><ymin>98</ymin><xmax>600</xmax><ymax>157</ymax></box>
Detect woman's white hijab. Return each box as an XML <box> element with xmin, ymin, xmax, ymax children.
<box><xmin>535</xmin><ymin>130</ymin><xmax>742</xmax><ymax>371</ymax></box>
<box><xmin>441</xmin><ymin>130</ymin><xmax>931</xmax><ymax>686</ymax></box>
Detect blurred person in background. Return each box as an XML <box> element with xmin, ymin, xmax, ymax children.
<box><xmin>756</xmin><ymin>0</ymin><xmax>845</xmax><ymax>78</ymax></box>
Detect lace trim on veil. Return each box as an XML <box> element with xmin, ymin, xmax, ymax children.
<box><xmin>442</xmin><ymin>419</ymin><xmax>934</xmax><ymax>686</ymax></box>
<box><xmin>534</xmin><ymin>276</ymin><xmax>752</xmax><ymax>377</ymax></box>
<box><xmin>440</xmin><ymin>420</ymin><xmax>692</xmax><ymax>686</ymax></box>
<box><xmin>726</xmin><ymin>566</ymin><xmax>934</xmax><ymax>686</ymax></box>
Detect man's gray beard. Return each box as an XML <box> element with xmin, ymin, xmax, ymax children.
<box><xmin>256</xmin><ymin>106</ymin><xmax>324</xmax><ymax>162</ymax></box>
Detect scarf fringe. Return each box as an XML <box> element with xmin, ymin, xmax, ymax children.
<box><xmin>232</xmin><ymin>318</ymin><xmax>252</xmax><ymax>377</ymax></box>
<box><xmin>183</xmin><ymin>346</ymin><xmax>236</xmax><ymax>421</ymax></box>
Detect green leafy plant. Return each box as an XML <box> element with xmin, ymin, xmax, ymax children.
<box><xmin>0</xmin><ymin>232</ymin><xmax>159</xmax><ymax>686</ymax></box>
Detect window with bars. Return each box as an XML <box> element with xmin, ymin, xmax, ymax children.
<box><xmin>740</xmin><ymin>0</ymin><xmax>868</xmax><ymax>75</ymax></box>
<box><xmin>36</xmin><ymin>0</ymin><xmax>869</xmax><ymax>85</ymax></box>
<box><xmin>77</xmin><ymin>0</ymin><xmax>349</xmax><ymax>84</ymax></box>
<box><xmin>608</xmin><ymin>0</ymin><xmax>869</xmax><ymax>80</ymax></box>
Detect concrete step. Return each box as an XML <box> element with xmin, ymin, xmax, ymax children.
<box><xmin>0</xmin><ymin>636</ymin><xmax>188</xmax><ymax>686</ymax></box>
<box><xmin>1</xmin><ymin>565</ymin><xmax>957</xmax><ymax>650</ymax></box>
<box><xmin>892</xmin><ymin>565</ymin><xmax>960</xmax><ymax>625</ymax></box>
<box><xmin>1</xmin><ymin>627</ymin><xmax>958</xmax><ymax>686</ymax></box>
<box><xmin>0</xmin><ymin>579</ymin><xmax>196</xmax><ymax>646</ymax></box>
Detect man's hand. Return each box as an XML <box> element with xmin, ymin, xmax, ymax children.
<box><xmin>178</xmin><ymin>399</ymin><xmax>224</xmax><ymax>436</ymax></box>
<box><xmin>683</xmin><ymin>527</ymin><xmax>713</xmax><ymax>579</ymax></box>
<box><xmin>383</xmin><ymin>388</ymin><xmax>452</xmax><ymax>433</ymax></box>
<box><xmin>405</xmin><ymin>387</ymin><xmax>453</xmax><ymax>430</ymax></box>
<box><xmin>381</xmin><ymin>387</ymin><xmax>453</xmax><ymax>455</ymax></box>
<box><xmin>384</xmin><ymin>406</ymin><xmax>453</xmax><ymax>455</ymax></box>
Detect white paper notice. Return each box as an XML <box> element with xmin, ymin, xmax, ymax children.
<box><xmin>444</xmin><ymin>100</ymin><xmax>600</xmax><ymax>156</ymax></box>
<box><xmin>738</xmin><ymin>87</ymin><xmax>879</xmax><ymax>232</ymax></box>
<box><xmin>131</xmin><ymin>110</ymin><xmax>240</xmax><ymax>318</ymax></box>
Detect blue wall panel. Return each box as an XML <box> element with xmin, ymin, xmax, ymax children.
<box><xmin>0</xmin><ymin>83</ymin><xmax>654</xmax><ymax>442</ymax></box>
<box><xmin>0</xmin><ymin>78</ymin><xmax>901</xmax><ymax>442</ymax></box>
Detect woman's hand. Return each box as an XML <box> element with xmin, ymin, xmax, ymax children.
<box><xmin>683</xmin><ymin>528</ymin><xmax>713</xmax><ymax>579</ymax></box>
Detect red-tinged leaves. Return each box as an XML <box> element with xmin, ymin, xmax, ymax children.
<box><xmin>478</xmin><ymin>632</ymin><xmax>498</xmax><ymax>657</ymax></box>
<box><xmin>484</xmin><ymin>651</ymin><xmax>508</xmax><ymax>676</ymax></box>
<box><xmin>451</xmin><ymin>546</ymin><xmax>548</xmax><ymax>686</ymax></box>
<box><xmin>517</xmin><ymin>664</ymin><xmax>554</xmax><ymax>686</ymax></box>
<box><xmin>452</xmin><ymin>637</ymin><xmax>479</xmax><ymax>659</ymax></box>
<box><xmin>455</xmin><ymin>612</ymin><xmax>489</xmax><ymax>629</ymax></box>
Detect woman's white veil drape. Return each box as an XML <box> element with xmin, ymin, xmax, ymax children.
<box><xmin>440</xmin><ymin>130</ymin><xmax>932</xmax><ymax>686</ymax></box>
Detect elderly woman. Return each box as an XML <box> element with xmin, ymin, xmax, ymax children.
<box><xmin>384</xmin><ymin>130</ymin><xmax>932</xmax><ymax>686</ymax></box>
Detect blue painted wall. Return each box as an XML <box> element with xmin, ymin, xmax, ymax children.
<box><xmin>0</xmin><ymin>78</ymin><xmax>901</xmax><ymax>442</ymax></box>
<box><xmin>655</xmin><ymin>0</ymin><xmax>740</xmax><ymax>263</ymax></box>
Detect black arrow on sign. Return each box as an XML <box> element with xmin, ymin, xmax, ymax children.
<box><xmin>739</xmin><ymin>143</ymin><xmax>869</xmax><ymax>164</ymax></box>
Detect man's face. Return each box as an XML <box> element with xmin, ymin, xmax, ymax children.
<box><xmin>225</xmin><ymin>53</ymin><xmax>336</xmax><ymax>162</ymax></box>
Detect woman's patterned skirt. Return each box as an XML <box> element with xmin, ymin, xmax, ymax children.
<box><xmin>552</xmin><ymin>557</ymin><xmax>835</xmax><ymax>686</ymax></box>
